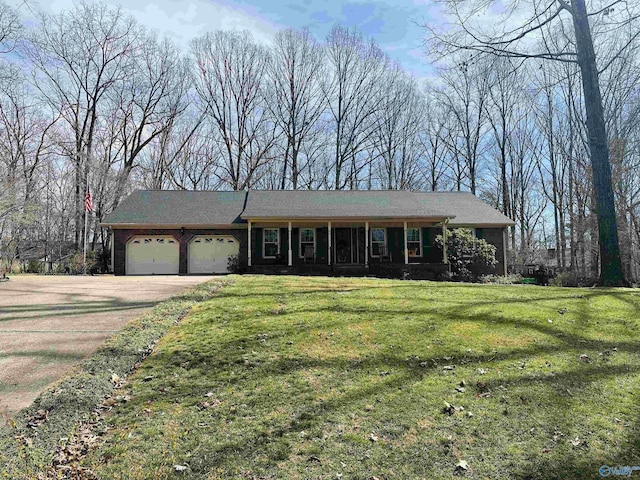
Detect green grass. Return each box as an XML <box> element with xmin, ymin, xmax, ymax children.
<box><xmin>34</xmin><ymin>277</ymin><xmax>640</xmax><ymax>478</ymax></box>
<box><xmin>0</xmin><ymin>278</ymin><xmax>229</xmax><ymax>479</ymax></box>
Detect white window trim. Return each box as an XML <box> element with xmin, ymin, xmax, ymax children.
<box><xmin>370</xmin><ymin>227</ymin><xmax>387</xmax><ymax>258</ymax></box>
<box><xmin>263</xmin><ymin>228</ymin><xmax>280</xmax><ymax>259</ymax></box>
<box><xmin>407</xmin><ymin>227</ymin><xmax>422</xmax><ymax>258</ymax></box>
<box><xmin>298</xmin><ymin>227</ymin><xmax>316</xmax><ymax>258</ymax></box>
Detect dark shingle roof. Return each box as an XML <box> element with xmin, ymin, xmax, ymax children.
<box><xmin>416</xmin><ymin>192</ymin><xmax>515</xmax><ymax>226</ymax></box>
<box><xmin>241</xmin><ymin>190</ymin><xmax>450</xmax><ymax>219</ymax></box>
<box><xmin>101</xmin><ymin>190</ymin><xmax>247</xmax><ymax>226</ymax></box>
<box><xmin>101</xmin><ymin>189</ymin><xmax>514</xmax><ymax>227</ymax></box>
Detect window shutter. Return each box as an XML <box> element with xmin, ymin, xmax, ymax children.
<box><xmin>317</xmin><ymin>228</ymin><xmax>326</xmax><ymax>260</ymax></box>
<box><xmin>422</xmin><ymin>228</ymin><xmax>430</xmax><ymax>252</ymax></box>
<box><xmin>292</xmin><ymin>228</ymin><xmax>299</xmax><ymax>259</ymax></box>
<box><xmin>255</xmin><ymin>228</ymin><xmax>262</xmax><ymax>260</ymax></box>
<box><xmin>280</xmin><ymin>228</ymin><xmax>287</xmax><ymax>256</ymax></box>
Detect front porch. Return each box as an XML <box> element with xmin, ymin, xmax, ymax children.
<box><xmin>246</xmin><ymin>219</ymin><xmax>450</xmax><ymax>278</ymax></box>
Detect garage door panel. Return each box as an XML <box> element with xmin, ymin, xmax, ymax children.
<box><xmin>127</xmin><ymin>236</ymin><xmax>179</xmax><ymax>275</ymax></box>
<box><xmin>189</xmin><ymin>236</ymin><xmax>239</xmax><ymax>274</ymax></box>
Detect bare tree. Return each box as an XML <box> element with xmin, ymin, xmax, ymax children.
<box><xmin>26</xmin><ymin>2</ymin><xmax>139</xmax><ymax>250</ymax></box>
<box><xmin>0</xmin><ymin>64</ymin><xmax>56</xmax><ymax>266</ymax></box>
<box><xmin>0</xmin><ymin>0</ymin><xmax>20</xmax><ymax>55</ymax></box>
<box><xmin>192</xmin><ymin>30</ymin><xmax>276</xmax><ymax>190</ymax></box>
<box><xmin>108</xmin><ymin>34</ymin><xmax>189</xmax><ymax>207</ymax></box>
<box><xmin>322</xmin><ymin>26</ymin><xmax>388</xmax><ymax>189</ymax></box>
<box><xmin>424</xmin><ymin>0</ymin><xmax>640</xmax><ymax>284</ymax></box>
<box><xmin>436</xmin><ymin>59</ymin><xmax>491</xmax><ymax>194</ymax></box>
<box><xmin>370</xmin><ymin>68</ymin><xmax>425</xmax><ymax>190</ymax></box>
<box><xmin>266</xmin><ymin>28</ymin><xmax>325</xmax><ymax>189</ymax></box>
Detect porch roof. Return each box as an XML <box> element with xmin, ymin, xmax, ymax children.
<box><xmin>241</xmin><ymin>190</ymin><xmax>452</xmax><ymax>221</ymax></box>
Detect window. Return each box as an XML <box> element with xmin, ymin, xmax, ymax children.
<box><xmin>263</xmin><ymin>228</ymin><xmax>280</xmax><ymax>258</ymax></box>
<box><xmin>370</xmin><ymin>228</ymin><xmax>386</xmax><ymax>257</ymax></box>
<box><xmin>407</xmin><ymin>228</ymin><xmax>422</xmax><ymax>257</ymax></box>
<box><xmin>299</xmin><ymin>228</ymin><xmax>316</xmax><ymax>258</ymax></box>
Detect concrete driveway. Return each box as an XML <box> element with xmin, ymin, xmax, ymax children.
<box><xmin>0</xmin><ymin>275</ymin><xmax>214</xmax><ymax>414</ymax></box>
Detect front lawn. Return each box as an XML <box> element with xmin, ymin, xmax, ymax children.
<box><xmin>84</xmin><ymin>276</ymin><xmax>639</xmax><ymax>479</ymax></box>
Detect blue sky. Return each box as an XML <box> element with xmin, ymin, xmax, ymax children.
<box><xmin>16</xmin><ymin>0</ymin><xmax>439</xmax><ymax>79</ymax></box>
<box><xmin>237</xmin><ymin>0</ymin><xmax>437</xmax><ymax>77</ymax></box>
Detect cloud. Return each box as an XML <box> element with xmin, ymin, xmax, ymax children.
<box><xmin>12</xmin><ymin>0</ymin><xmax>281</xmax><ymax>48</ymax></box>
<box><xmin>8</xmin><ymin>0</ymin><xmax>439</xmax><ymax>78</ymax></box>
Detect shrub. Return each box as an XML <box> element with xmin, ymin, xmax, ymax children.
<box><xmin>480</xmin><ymin>273</ymin><xmax>523</xmax><ymax>285</ymax></box>
<box><xmin>64</xmin><ymin>251</ymin><xmax>102</xmax><ymax>274</ymax></box>
<box><xmin>23</xmin><ymin>259</ymin><xmax>44</xmax><ymax>274</ymax></box>
<box><xmin>436</xmin><ymin>228</ymin><xmax>497</xmax><ymax>282</ymax></box>
<box><xmin>227</xmin><ymin>254</ymin><xmax>244</xmax><ymax>274</ymax></box>
<box><xmin>549</xmin><ymin>272</ymin><xmax>598</xmax><ymax>287</ymax></box>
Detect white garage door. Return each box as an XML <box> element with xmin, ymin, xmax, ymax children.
<box><xmin>189</xmin><ymin>235</ymin><xmax>239</xmax><ymax>274</ymax></box>
<box><xmin>126</xmin><ymin>236</ymin><xmax>179</xmax><ymax>275</ymax></box>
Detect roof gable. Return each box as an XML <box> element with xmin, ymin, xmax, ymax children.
<box><xmin>415</xmin><ymin>192</ymin><xmax>515</xmax><ymax>226</ymax></box>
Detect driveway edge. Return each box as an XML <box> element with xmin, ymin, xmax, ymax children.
<box><xmin>0</xmin><ymin>277</ymin><xmax>231</xmax><ymax>477</ymax></box>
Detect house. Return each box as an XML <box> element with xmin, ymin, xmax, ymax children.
<box><xmin>101</xmin><ymin>190</ymin><xmax>515</xmax><ymax>278</ymax></box>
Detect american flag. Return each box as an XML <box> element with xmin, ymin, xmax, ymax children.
<box><xmin>85</xmin><ymin>183</ymin><xmax>93</xmax><ymax>213</ymax></box>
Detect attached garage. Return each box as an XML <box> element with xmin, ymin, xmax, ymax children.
<box><xmin>126</xmin><ymin>236</ymin><xmax>179</xmax><ymax>275</ymax></box>
<box><xmin>189</xmin><ymin>235</ymin><xmax>239</xmax><ymax>274</ymax></box>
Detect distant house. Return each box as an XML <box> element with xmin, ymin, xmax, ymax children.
<box><xmin>101</xmin><ymin>190</ymin><xmax>515</xmax><ymax>278</ymax></box>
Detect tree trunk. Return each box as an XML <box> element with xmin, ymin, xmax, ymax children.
<box><xmin>570</xmin><ymin>0</ymin><xmax>624</xmax><ymax>285</ymax></box>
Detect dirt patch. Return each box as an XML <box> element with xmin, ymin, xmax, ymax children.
<box><xmin>0</xmin><ymin>275</ymin><xmax>215</xmax><ymax>413</ymax></box>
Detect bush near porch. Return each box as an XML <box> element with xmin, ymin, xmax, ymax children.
<box><xmin>437</xmin><ymin>228</ymin><xmax>498</xmax><ymax>281</ymax></box>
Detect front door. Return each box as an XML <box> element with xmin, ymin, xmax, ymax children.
<box><xmin>334</xmin><ymin>228</ymin><xmax>360</xmax><ymax>264</ymax></box>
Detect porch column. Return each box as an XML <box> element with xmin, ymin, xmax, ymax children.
<box><xmin>404</xmin><ymin>221</ymin><xmax>409</xmax><ymax>265</ymax></box>
<box><xmin>328</xmin><ymin>221</ymin><xmax>332</xmax><ymax>265</ymax></box>
<box><xmin>442</xmin><ymin>220</ymin><xmax>448</xmax><ymax>264</ymax></box>
<box><xmin>110</xmin><ymin>229</ymin><xmax>114</xmax><ymax>273</ymax></box>
<box><xmin>247</xmin><ymin>221</ymin><xmax>252</xmax><ymax>267</ymax></box>
<box><xmin>503</xmin><ymin>227</ymin><xmax>508</xmax><ymax>276</ymax></box>
<box><xmin>288</xmin><ymin>221</ymin><xmax>292</xmax><ymax>266</ymax></box>
<box><xmin>365</xmin><ymin>221</ymin><xmax>369</xmax><ymax>266</ymax></box>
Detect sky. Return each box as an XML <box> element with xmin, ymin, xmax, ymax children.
<box><xmin>14</xmin><ymin>0</ymin><xmax>440</xmax><ymax>80</ymax></box>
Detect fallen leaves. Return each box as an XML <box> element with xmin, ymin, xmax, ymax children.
<box><xmin>579</xmin><ymin>354</ymin><xmax>591</xmax><ymax>363</ymax></box>
<box><xmin>442</xmin><ymin>402</ymin><xmax>465</xmax><ymax>416</ymax></box>
<box><xmin>49</xmin><ymin>424</ymin><xmax>100</xmax><ymax>479</ymax></box>
<box><xmin>26</xmin><ymin>409</ymin><xmax>49</xmax><ymax>429</ymax></box>
<box><xmin>455</xmin><ymin>459</ymin><xmax>469</xmax><ymax>472</ymax></box>
<box><xmin>197</xmin><ymin>398</ymin><xmax>221</xmax><ymax>410</ymax></box>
